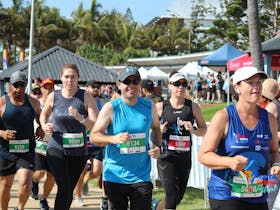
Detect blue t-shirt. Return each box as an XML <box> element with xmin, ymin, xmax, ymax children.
<box><xmin>208</xmin><ymin>104</ymin><xmax>273</xmax><ymax>203</ymax></box>
<box><xmin>103</xmin><ymin>97</ymin><xmax>152</xmax><ymax>184</ymax></box>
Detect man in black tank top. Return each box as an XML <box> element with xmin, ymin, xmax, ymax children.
<box><xmin>141</xmin><ymin>80</ymin><xmax>163</xmax><ymax>103</ymax></box>
<box><xmin>0</xmin><ymin>71</ymin><xmax>42</xmax><ymax>210</ymax></box>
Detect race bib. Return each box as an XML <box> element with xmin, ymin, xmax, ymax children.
<box><xmin>168</xmin><ymin>135</ymin><xmax>190</xmax><ymax>151</ymax></box>
<box><xmin>35</xmin><ymin>140</ymin><xmax>48</xmax><ymax>156</ymax></box>
<box><xmin>120</xmin><ymin>133</ymin><xmax>146</xmax><ymax>154</ymax></box>
<box><xmin>62</xmin><ymin>133</ymin><xmax>84</xmax><ymax>148</ymax></box>
<box><xmin>9</xmin><ymin>139</ymin><xmax>29</xmax><ymax>153</ymax></box>
<box><xmin>231</xmin><ymin>175</ymin><xmax>264</xmax><ymax>198</ymax></box>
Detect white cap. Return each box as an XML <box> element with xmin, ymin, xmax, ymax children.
<box><xmin>232</xmin><ymin>66</ymin><xmax>267</xmax><ymax>85</ymax></box>
<box><xmin>169</xmin><ymin>72</ymin><xmax>186</xmax><ymax>83</ymax></box>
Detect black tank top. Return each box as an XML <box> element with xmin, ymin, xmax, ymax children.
<box><xmin>0</xmin><ymin>94</ymin><xmax>35</xmax><ymax>161</ymax></box>
<box><xmin>48</xmin><ymin>89</ymin><xmax>87</xmax><ymax>156</ymax></box>
<box><xmin>161</xmin><ymin>99</ymin><xmax>193</xmax><ymax>157</ymax></box>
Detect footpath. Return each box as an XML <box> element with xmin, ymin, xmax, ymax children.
<box><xmin>8</xmin><ymin>176</ymin><xmax>103</xmax><ymax>210</ymax></box>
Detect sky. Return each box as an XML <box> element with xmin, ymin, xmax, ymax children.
<box><xmin>1</xmin><ymin>0</ymin><xmax>221</xmax><ymax>24</ymax></box>
<box><xmin>1</xmin><ymin>0</ymin><xmax>172</xmax><ymax>24</ymax></box>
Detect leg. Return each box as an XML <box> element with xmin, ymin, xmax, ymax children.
<box><xmin>0</xmin><ymin>174</ymin><xmax>15</xmax><ymax>210</ymax></box>
<box><xmin>42</xmin><ymin>171</ymin><xmax>55</xmax><ymax>199</ymax></box>
<box><xmin>73</xmin><ymin>165</ymin><xmax>87</xmax><ymax>207</ymax></box>
<box><xmin>157</xmin><ymin>158</ymin><xmax>178</xmax><ymax>210</ymax></box>
<box><xmin>47</xmin><ymin>148</ymin><xmax>72</xmax><ymax>210</ymax></box>
<box><xmin>104</xmin><ymin>181</ymin><xmax>129</xmax><ymax>210</ymax></box>
<box><xmin>17</xmin><ymin>168</ymin><xmax>33</xmax><ymax>210</ymax></box>
<box><xmin>129</xmin><ymin>182</ymin><xmax>153</xmax><ymax>210</ymax></box>
<box><xmin>84</xmin><ymin>158</ymin><xmax>102</xmax><ymax>182</ymax></box>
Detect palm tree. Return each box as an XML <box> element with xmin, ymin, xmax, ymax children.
<box><xmin>154</xmin><ymin>18</ymin><xmax>189</xmax><ymax>55</ymax></box>
<box><xmin>247</xmin><ymin>0</ymin><xmax>263</xmax><ymax>71</ymax></box>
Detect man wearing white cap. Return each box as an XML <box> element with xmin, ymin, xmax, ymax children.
<box><xmin>199</xmin><ymin>66</ymin><xmax>280</xmax><ymax>210</ymax></box>
<box><xmin>0</xmin><ymin>71</ymin><xmax>42</xmax><ymax>210</ymax></box>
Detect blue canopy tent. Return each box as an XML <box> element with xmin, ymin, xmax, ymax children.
<box><xmin>198</xmin><ymin>43</ymin><xmax>244</xmax><ymax>66</ymax></box>
<box><xmin>198</xmin><ymin>43</ymin><xmax>244</xmax><ymax>104</ymax></box>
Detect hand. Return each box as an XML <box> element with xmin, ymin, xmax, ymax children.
<box><xmin>229</xmin><ymin>155</ymin><xmax>248</xmax><ymax>171</ymax></box>
<box><xmin>68</xmin><ymin>106</ymin><xmax>83</xmax><ymax>122</ymax></box>
<box><xmin>1</xmin><ymin>130</ymin><xmax>16</xmax><ymax>140</ymax></box>
<box><xmin>181</xmin><ymin>121</ymin><xmax>194</xmax><ymax>132</ymax></box>
<box><xmin>35</xmin><ymin>126</ymin><xmax>45</xmax><ymax>139</ymax></box>
<box><xmin>113</xmin><ymin>132</ymin><xmax>131</xmax><ymax>144</ymax></box>
<box><xmin>43</xmin><ymin>122</ymin><xmax>54</xmax><ymax>135</ymax></box>
<box><xmin>148</xmin><ymin>145</ymin><xmax>160</xmax><ymax>159</ymax></box>
<box><xmin>271</xmin><ymin>165</ymin><xmax>280</xmax><ymax>179</ymax></box>
<box><xmin>160</xmin><ymin>122</ymin><xmax>168</xmax><ymax>133</ymax></box>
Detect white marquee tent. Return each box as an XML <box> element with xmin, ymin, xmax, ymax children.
<box><xmin>146</xmin><ymin>66</ymin><xmax>168</xmax><ymax>80</ymax></box>
<box><xmin>179</xmin><ymin>62</ymin><xmax>217</xmax><ymax>80</ymax></box>
<box><xmin>138</xmin><ymin>66</ymin><xmax>148</xmax><ymax>80</ymax></box>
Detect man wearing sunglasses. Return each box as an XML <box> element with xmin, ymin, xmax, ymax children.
<box><xmin>0</xmin><ymin>71</ymin><xmax>43</xmax><ymax>210</ymax></box>
<box><xmin>90</xmin><ymin>67</ymin><xmax>161</xmax><ymax>210</ymax></box>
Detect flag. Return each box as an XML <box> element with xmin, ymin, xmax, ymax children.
<box><xmin>2</xmin><ymin>49</ymin><xmax>8</xmax><ymax>70</ymax></box>
<box><xmin>19</xmin><ymin>50</ymin><xmax>25</xmax><ymax>63</ymax></box>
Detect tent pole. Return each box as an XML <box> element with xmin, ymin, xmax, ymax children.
<box><xmin>227</xmin><ymin>68</ymin><xmax>229</xmax><ymax>105</ymax></box>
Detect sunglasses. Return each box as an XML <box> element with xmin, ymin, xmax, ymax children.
<box><xmin>171</xmin><ymin>81</ymin><xmax>188</xmax><ymax>87</ymax></box>
<box><xmin>122</xmin><ymin>79</ymin><xmax>140</xmax><ymax>85</ymax></box>
<box><xmin>91</xmin><ymin>85</ymin><xmax>100</xmax><ymax>89</ymax></box>
<box><xmin>13</xmin><ymin>82</ymin><xmax>26</xmax><ymax>88</ymax></box>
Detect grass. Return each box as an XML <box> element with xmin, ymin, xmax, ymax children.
<box><xmin>201</xmin><ymin>102</ymin><xmax>227</xmax><ymax>122</ymax></box>
<box><xmin>153</xmin><ymin>187</ymin><xmax>210</xmax><ymax>210</ymax></box>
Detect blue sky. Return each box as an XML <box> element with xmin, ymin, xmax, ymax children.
<box><xmin>2</xmin><ymin>0</ymin><xmax>175</xmax><ymax>24</ymax></box>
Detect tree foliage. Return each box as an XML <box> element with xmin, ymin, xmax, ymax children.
<box><xmin>0</xmin><ymin>0</ymin><xmax>279</xmax><ymax>68</ymax></box>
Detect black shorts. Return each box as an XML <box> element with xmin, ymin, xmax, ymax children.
<box><xmin>0</xmin><ymin>155</ymin><xmax>34</xmax><ymax>176</ymax></box>
<box><xmin>209</xmin><ymin>198</ymin><xmax>268</xmax><ymax>210</ymax></box>
<box><xmin>34</xmin><ymin>153</ymin><xmax>51</xmax><ymax>171</ymax></box>
<box><xmin>104</xmin><ymin>181</ymin><xmax>153</xmax><ymax>210</ymax></box>
<box><xmin>87</xmin><ymin>147</ymin><xmax>104</xmax><ymax>161</ymax></box>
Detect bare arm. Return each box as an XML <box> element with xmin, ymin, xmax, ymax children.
<box><xmin>266</xmin><ymin>102</ymin><xmax>280</xmax><ymax>142</ymax></box>
<box><xmin>90</xmin><ymin>102</ymin><xmax>131</xmax><ymax>147</ymax></box>
<box><xmin>40</xmin><ymin>92</ymin><xmax>54</xmax><ymax>134</ymax></box>
<box><xmin>268</xmin><ymin>112</ymin><xmax>280</xmax><ymax>177</ymax></box>
<box><xmin>192</xmin><ymin>102</ymin><xmax>207</xmax><ymax>136</ymax></box>
<box><xmin>198</xmin><ymin>108</ymin><xmax>248</xmax><ymax>170</ymax></box>
<box><xmin>150</xmin><ymin>103</ymin><xmax>162</xmax><ymax>147</ymax></box>
<box><xmin>83</xmin><ymin>92</ymin><xmax>98</xmax><ymax>129</ymax></box>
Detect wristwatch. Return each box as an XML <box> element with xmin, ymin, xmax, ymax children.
<box><xmin>79</xmin><ymin>115</ymin><xmax>86</xmax><ymax>124</ymax></box>
<box><xmin>190</xmin><ymin>126</ymin><xmax>197</xmax><ymax>134</ymax></box>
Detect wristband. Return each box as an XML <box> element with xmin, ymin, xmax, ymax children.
<box><xmin>272</xmin><ymin>162</ymin><xmax>280</xmax><ymax>167</ymax></box>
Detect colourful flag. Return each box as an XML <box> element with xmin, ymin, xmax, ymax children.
<box><xmin>19</xmin><ymin>50</ymin><xmax>25</xmax><ymax>63</ymax></box>
<box><xmin>2</xmin><ymin>49</ymin><xmax>8</xmax><ymax>70</ymax></box>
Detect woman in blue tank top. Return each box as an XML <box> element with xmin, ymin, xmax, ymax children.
<box><xmin>199</xmin><ymin>66</ymin><xmax>280</xmax><ymax>210</ymax></box>
<box><xmin>40</xmin><ymin>64</ymin><xmax>98</xmax><ymax>210</ymax></box>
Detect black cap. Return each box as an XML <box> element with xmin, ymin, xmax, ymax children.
<box><xmin>142</xmin><ymin>80</ymin><xmax>154</xmax><ymax>89</ymax></box>
<box><xmin>118</xmin><ymin>67</ymin><xmax>141</xmax><ymax>81</ymax></box>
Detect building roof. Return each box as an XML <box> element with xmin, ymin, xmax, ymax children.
<box><xmin>262</xmin><ymin>35</ymin><xmax>280</xmax><ymax>54</ymax></box>
<box><xmin>0</xmin><ymin>45</ymin><xmax>117</xmax><ymax>83</ymax></box>
<box><xmin>127</xmin><ymin>51</ymin><xmax>212</xmax><ymax>72</ymax></box>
